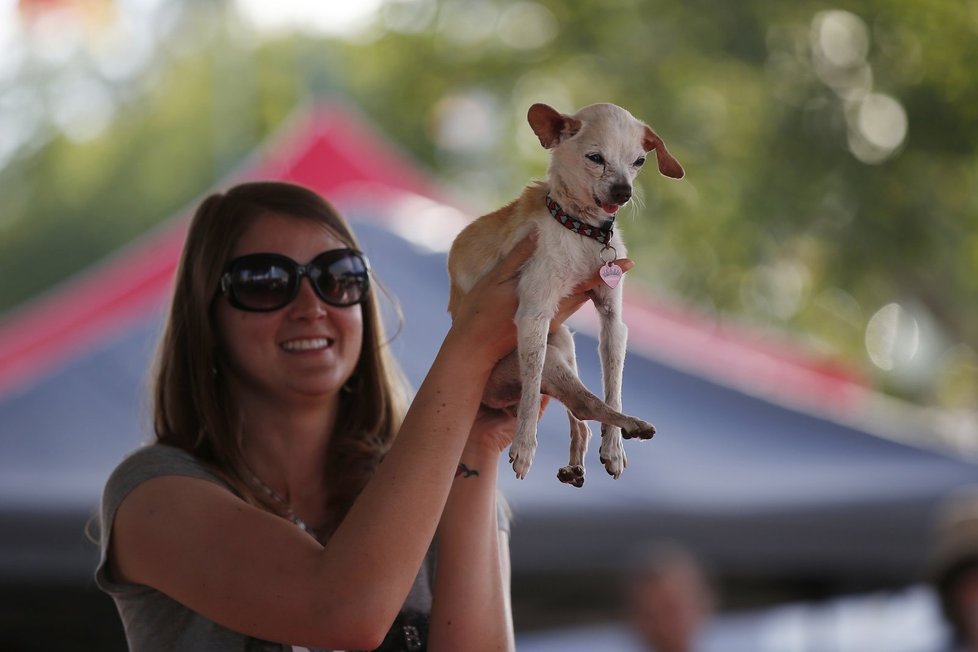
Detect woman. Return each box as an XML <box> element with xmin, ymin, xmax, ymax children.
<box><xmin>96</xmin><ymin>180</ymin><xmax>626</xmax><ymax>651</ymax></box>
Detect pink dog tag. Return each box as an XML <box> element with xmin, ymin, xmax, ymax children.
<box><xmin>599</xmin><ymin>262</ymin><xmax>624</xmax><ymax>289</ymax></box>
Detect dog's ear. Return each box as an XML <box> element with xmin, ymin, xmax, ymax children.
<box><xmin>642</xmin><ymin>126</ymin><xmax>685</xmax><ymax>179</ymax></box>
<box><xmin>528</xmin><ymin>103</ymin><xmax>582</xmax><ymax>149</ymax></box>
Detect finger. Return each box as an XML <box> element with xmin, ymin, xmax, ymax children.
<box><xmin>550</xmin><ymin>258</ymin><xmax>635</xmax><ymax>331</ymax></box>
<box><xmin>558</xmin><ymin>292</ymin><xmax>590</xmax><ymax>314</ymax></box>
<box><xmin>572</xmin><ymin>257</ymin><xmax>635</xmax><ymax>293</ymax></box>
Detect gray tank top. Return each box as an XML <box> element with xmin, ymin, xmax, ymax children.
<box><xmin>95</xmin><ymin>444</ymin><xmax>437</xmax><ymax>652</ymax></box>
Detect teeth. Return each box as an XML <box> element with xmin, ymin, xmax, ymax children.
<box><xmin>281</xmin><ymin>338</ymin><xmax>331</xmax><ymax>351</ymax></box>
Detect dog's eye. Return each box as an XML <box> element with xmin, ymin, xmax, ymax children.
<box><xmin>586</xmin><ymin>153</ymin><xmax>605</xmax><ymax>165</ymax></box>
<box><xmin>634</xmin><ymin>156</ymin><xmax>646</xmax><ymax>167</ymax></box>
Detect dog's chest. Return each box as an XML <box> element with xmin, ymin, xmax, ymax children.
<box><xmin>537</xmin><ymin>237</ymin><xmax>600</xmax><ymax>278</ymax></box>
<box><xmin>523</xmin><ymin>222</ymin><xmax>621</xmax><ymax>297</ymax></box>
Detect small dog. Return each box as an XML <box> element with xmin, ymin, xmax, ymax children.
<box><xmin>447</xmin><ymin>103</ymin><xmax>683</xmax><ymax>485</ymax></box>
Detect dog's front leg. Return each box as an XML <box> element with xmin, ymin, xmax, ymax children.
<box><xmin>508</xmin><ymin>309</ymin><xmax>550</xmax><ymax>479</ymax></box>
<box><xmin>592</xmin><ymin>285</ymin><xmax>651</xmax><ymax>478</ymax></box>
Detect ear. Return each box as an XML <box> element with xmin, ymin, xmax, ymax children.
<box><xmin>642</xmin><ymin>126</ymin><xmax>685</xmax><ymax>179</ymax></box>
<box><xmin>528</xmin><ymin>103</ymin><xmax>582</xmax><ymax>149</ymax></box>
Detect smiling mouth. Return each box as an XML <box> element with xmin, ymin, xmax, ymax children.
<box><xmin>280</xmin><ymin>338</ymin><xmax>333</xmax><ymax>352</ymax></box>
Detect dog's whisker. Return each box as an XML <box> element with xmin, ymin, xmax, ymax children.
<box><xmin>629</xmin><ymin>189</ymin><xmax>646</xmax><ymax>216</ymax></box>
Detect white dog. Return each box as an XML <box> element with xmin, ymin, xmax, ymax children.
<box><xmin>447</xmin><ymin>103</ymin><xmax>684</xmax><ymax>485</ymax></box>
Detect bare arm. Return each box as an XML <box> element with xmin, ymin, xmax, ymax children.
<box><xmin>426</xmin><ymin>257</ymin><xmax>635</xmax><ymax>650</ymax></box>
<box><xmin>428</xmin><ymin>413</ymin><xmax>517</xmax><ymax>651</ymax></box>
<box><xmin>109</xmin><ymin>234</ymin><xmax>538</xmax><ymax>651</ymax></box>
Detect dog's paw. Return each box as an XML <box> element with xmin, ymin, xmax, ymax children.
<box><xmin>557</xmin><ymin>465</ymin><xmax>586</xmax><ymax>488</ymax></box>
<box><xmin>598</xmin><ymin>428</ymin><xmax>627</xmax><ymax>479</ymax></box>
<box><xmin>622</xmin><ymin>418</ymin><xmax>656</xmax><ymax>440</ymax></box>
<box><xmin>510</xmin><ymin>451</ymin><xmax>534</xmax><ymax>479</ymax></box>
<box><xmin>509</xmin><ymin>439</ymin><xmax>536</xmax><ymax>480</ymax></box>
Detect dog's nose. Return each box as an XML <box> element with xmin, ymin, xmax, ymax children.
<box><xmin>610</xmin><ymin>184</ymin><xmax>632</xmax><ymax>204</ymax></box>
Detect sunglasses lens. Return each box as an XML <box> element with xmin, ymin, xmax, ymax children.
<box><xmin>222</xmin><ymin>250</ymin><xmax>369</xmax><ymax>311</ymax></box>
<box><xmin>228</xmin><ymin>257</ymin><xmax>296</xmax><ymax>311</ymax></box>
<box><xmin>311</xmin><ymin>251</ymin><xmax>369</xmax><ymax>306</ymax></box>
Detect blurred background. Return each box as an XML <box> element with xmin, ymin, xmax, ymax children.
<box><xmin>1</xmin><ymin>0</ymin><xmax>977</xmax><ymax>650</ymax></box>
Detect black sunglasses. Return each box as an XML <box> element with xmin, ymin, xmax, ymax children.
<box><xmin>219</xmin><ymin>249</ymin><xmax>370</xmax><ymax>312</ymax></box>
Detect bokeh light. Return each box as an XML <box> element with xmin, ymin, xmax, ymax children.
<box><xmin>848</xmin><ymin>92</ymin><xmax>908</xmax><ymax>163</ymax></box>
<box><xmin>810</xmin><ymin>8</ymin><xmax>908</xmax><ymax>164</ymax></box>
<box><xmin>865</xmin><ymin>302</ymin><xmax>919</xmax><ymax>372</ymax></box>
<box><xmin>234</xmin><ymin>0</ymin><xmax>383</xmax><ymax>36</ymax></box>
<box><xmin>813</xmin><ymin>9</ymin><xmax>868</xmax><ymax>69</ymax></box>
<box><xmin>497</xmin><ymin>1</ymin><xmax>558</xmax><ymax>50</ymax></box>
<box><xmin>430</xmin><ymin>90</ymin><xmax>501</xmax><ymax>155</ymax></box>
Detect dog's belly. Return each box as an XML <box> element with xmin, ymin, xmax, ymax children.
<box><xmin>482</xmin><ymin>350</ymin><xmax>522</xmax><ymax>410</ymax></box>
<box><xmin>481</xmin><ymin>330</ymin><xmax>578</xmax><ymax>409</ymax></box>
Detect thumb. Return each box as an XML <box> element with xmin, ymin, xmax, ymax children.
<box><xmin>615</xmin><ymin>258</ymin><xmax>635</xmax><ymax>274</ymax></box>
<box><xmin>571</xmin><ymin>257</ymin><xmax>635</xmax><ymax>294</ymax></box>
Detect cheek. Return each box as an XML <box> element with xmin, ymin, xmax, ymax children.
<box><xmin>322</xmin><ymin>302</ymin><xmax>366</xmax><ymax>366</ymax></box>
<box><xmin>573</xmin><ymin>164</ymin><xmax>604</xmax><ymax>188</ymax></box>
<box><xmin>214</xmin><ymin>304</ymin><xmax>269</xmax><ymax>368</ymax></box>
<box><xmin>341</xmin><ymin>309</ymin><xmax>365</xmax><ymax>354</ymax></box>
<box><xmin>213</xmin><ymin>304</ymin><xmax>236</xmax><ymax>357</ymax></box>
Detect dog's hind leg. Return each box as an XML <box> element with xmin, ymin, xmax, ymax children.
<box><xmin>549</xmin><ymin>327</ymin><xmax>590</xmax><ymax>487</ymax></box>
<box><xmin>557</xmin><ymin>411</ymin><xmax>591</xmax><ymax>488</ymax></box>
<box><xmin>542</xmin><ymin>326</ymin><xmax>652</xmax><ymax>484</ymax></box>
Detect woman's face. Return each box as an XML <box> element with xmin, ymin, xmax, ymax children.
<box><xmin>214</xmin><ymin>212</ymin><xmax>364</xmax><ymax>405</ymax></box>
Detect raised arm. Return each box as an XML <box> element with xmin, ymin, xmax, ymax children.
<box><xmin>426</xmin><ymin>256</ymin><xmax>635</xmax><ymax>650</ymax></box>
<box><xmin>428</xmin><ymin>407</ymin><xmax>521</xmax><ymax>651</ymax></box>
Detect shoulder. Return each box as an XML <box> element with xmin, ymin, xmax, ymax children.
<box><xmin>95</xmin><ymin>444</ymin><xmax>233</xmax><ymax>590</ymax></box>
<box><xmin>118</xmin><ymin>443</ymin><xmax>210</xmax><ymax>472</ymax></box>
<box><xmin>106</xmin><ymin>445</ymin><xmax>225</xmax><ymax>494</ymax></box>
<box><xmin>100</xmin><ymin>445</ymin><xmax>232</xmax><ymax>526</ymax></box>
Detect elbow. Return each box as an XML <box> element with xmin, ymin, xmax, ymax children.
<box><xmin>302</xmin><ymin>582</ymin><xmax>403</xmax><ymax>649</ymax></box>
<box><xmin>331</xmin><ymin>624</ymin><xmax>388</xmax><ymax>652</ymax></box>
<box><xmin>324</xmin><ymin>611</ymin><xmax>396</xmax><ymax>651</ymax></box>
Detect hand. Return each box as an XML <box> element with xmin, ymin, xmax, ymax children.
<box><xmin>551</xmin><ymin>258</ymin><xmax>635</xmax><ymax>331</ymax></box>
<box><xmin>468</xmin><ymin>397</ymin><xmax>551</xmax><ymax>455</ymax></box>
<box><xmin>468</xmin><ymin>394</ymin><xmax>550</xmax><ymax>453</ymax></box>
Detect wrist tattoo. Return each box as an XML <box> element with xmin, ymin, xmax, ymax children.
<box><xmin>455</xmin><ymin>463</ymin><xmax>480</xmax><ymax>479</ymax></box>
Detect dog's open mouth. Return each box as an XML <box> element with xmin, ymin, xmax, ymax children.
<box><xmin>594</xmin><ymin>195</ymin><xmax>623</xmax><ymax>215</ymax></box>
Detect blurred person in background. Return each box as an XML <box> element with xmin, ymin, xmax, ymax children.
<box><xmin>932</xmin><ymin>486</ymin><xmax>978</xmax><ymax>652</ymax></box>
<box><xmin>94</xmin><ymin>181</ymin><xmax>616</xmax><ymax>651</ymax></box>
<box><xmin>623</xmin><ymin>542</ymin><xmax>717</xmax><ymax>652</ymax></box>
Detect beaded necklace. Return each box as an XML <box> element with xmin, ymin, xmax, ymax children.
<box><xmin>249</xmin><ymin>470</ymin><xmax>328</xmax><ymax>542</ymax></box>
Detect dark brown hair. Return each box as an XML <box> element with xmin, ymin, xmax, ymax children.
<box><xmin>153</xmin><ymin>180</ymin><xmax>409</xmax><ymax>538</ymax></box>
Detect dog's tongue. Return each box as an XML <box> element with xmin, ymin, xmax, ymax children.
<box><xmin>601</xmin><ymin>203</ymin><xmax>620</xmax><ymax>215</ymax></box>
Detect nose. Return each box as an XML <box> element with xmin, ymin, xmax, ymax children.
<box><xmin>610</xmin><ymin>183</ymin><xmax>632</xmax><ymax>204</ymax></box>
<box><xmin>288</xmin><ymin>277</ymin><xmax>326</xmax><ymax>318</ymax></box>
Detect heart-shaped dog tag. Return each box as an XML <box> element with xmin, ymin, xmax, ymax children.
<box><xmin>599</xmin><ymin>262</ymin><xmax>623</xmax><ymax>289</ymax></box>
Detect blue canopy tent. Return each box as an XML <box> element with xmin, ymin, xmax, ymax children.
<box><xmin>1</xmin><ymin>102</ymin><xmax>973</xmax><ymax>647</ymax></box>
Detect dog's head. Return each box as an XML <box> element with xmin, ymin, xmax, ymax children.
<box><xmin>528</xmin><ymin>102</ymin><xmax>683</xmax><ymax>221</ymax></box>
